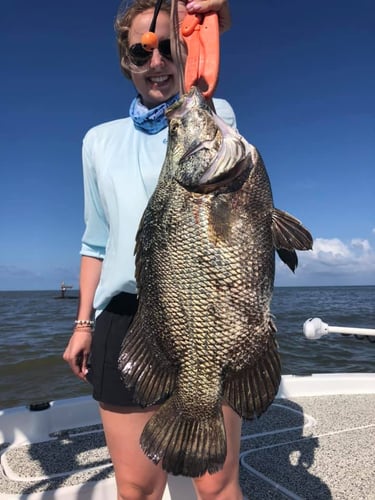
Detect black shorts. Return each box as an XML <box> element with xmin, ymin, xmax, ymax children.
<box><xmin>87</xmin><ymin>292</ymin><xmax>140</xmax><ymax>406</ymax></box>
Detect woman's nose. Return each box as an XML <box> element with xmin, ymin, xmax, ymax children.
<box><xmin>149</xmin><ymin>48</ymin><xmax>165</xmax><ymax>68</ymax></box>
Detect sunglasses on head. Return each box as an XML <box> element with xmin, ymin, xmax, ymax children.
<box><xmin>127</xmin><ymin>38</ymin><xmax>172</xmax><ymax>67</ymax></box>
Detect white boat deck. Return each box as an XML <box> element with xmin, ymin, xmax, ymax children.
<box><xmin>1</xmin><ymin>374</ymin><xmax>374</xmax><ymax>499</ymax></box>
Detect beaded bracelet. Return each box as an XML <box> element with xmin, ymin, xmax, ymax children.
<box><xmin>74</xmin><ymin>320</ymin><xmax>95</xmax><ymax>327</ymax></box>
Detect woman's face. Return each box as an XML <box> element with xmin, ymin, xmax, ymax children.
<box><xmin>128</xmin><ymin>9</ymin><xmax>179</xmax><ymax>108</ymax></box>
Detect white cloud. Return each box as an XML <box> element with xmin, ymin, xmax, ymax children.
<box><xmin>310</xmin><ymin>238</ymin><xmax>351</xmax><ymax>260</ymax></box>
<box><xmin>276</xmin><ymin>237</ymin><xmax>375</xmax><ymax>286</ymax></box>
<box><xmin>351</xmin><ymin>238</ymin><xmax>371</xmax><ymax>253</ymax></box>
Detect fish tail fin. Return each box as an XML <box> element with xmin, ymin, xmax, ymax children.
<box><xmin>140</xmin><ymin>395</ymin><xmax>227</xmax><ymax>477</ymax></box>
<box><xmin>223</xmin><ymin>334</ymin><xmax>281</xmax><ymax>419</ymax></box>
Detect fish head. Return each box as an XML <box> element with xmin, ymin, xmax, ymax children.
<box><xmin>165</xmin><ymin>87</ymin><xmax>250</xmax><ymax>193</ymax></box>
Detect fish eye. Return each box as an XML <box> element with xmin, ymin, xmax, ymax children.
<box><xmin>169</xmin><ymin>119</ymin><xmax>179</xmax><ymax>134</ymax></box>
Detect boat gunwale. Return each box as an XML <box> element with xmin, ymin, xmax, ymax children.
<box><xmin>1</xmin><ymin>372</ymin><xmax>374</xmax><ymax>446</ymax></box>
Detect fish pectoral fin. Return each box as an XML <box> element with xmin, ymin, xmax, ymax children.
<box><xmin>140</xmin><ymin>396</ymin><xmax>226</xmax><ymax>477</ymax></box>
<box><xmin>272</xmin><ymin>208</ymin><xmax>313</xmax><ymax>272</ymax></box>
<box><xmin>223</xmin><ymin>336</ymin><xmax>281</xmax><ymax>419</ymax></box>
<box><xmin>118</xmin><ymin>315</ymin><xmax>177</xmax><ymax>406</ymax></box>
<box><xmin>271</xmin><ymin>208</ymin><xmax>313</xmax><ymax>251</ymax></box>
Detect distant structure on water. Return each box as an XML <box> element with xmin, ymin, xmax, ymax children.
<box><xmin>58</xmin><ymin>281</ymin><xmax>76</xmax><ymax>299</ymax></box>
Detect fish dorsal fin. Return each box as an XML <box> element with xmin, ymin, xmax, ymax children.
<box><xmin>271</xmin><ymin>208</ymin><xmax>313</xmax><ymax>251</ymax></box>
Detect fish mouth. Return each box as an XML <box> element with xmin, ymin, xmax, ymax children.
<box><xmin>166</xmin><ymin>86</ymin><xmax>209</xmax><ymax>118</ymax></box>
<box><xmin>177</xmin><ymin>135</ymin><xmax>248</xmax><ymax>193</ymax></box>
<box><xmin>199</xmin><ymin>118</ymin><xmax>249</xmax><ymax>186</ymax></box>
<box><xmin>178</xmin><ymin>116</ymin><xmax>250</xmax><ymax>193</ymax></box>
<box><xmin>178</xmin><ymin>137</ymin><xmax>219</xmax><ymax>165</ymax></box>
<box><xmin>198</xmin><ymin>156</ymin><xmax>250</xmax><ymax>193</ymax></box>
<box><xmin>168</xmin><ymin>87</ymin><xmax>251</xmax><ymax>193</ymax></box>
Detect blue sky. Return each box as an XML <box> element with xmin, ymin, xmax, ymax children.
<box><xmin>1</xmin><ymin>0</ymin><xmax>374</xmax><ymax>290</ymax></box>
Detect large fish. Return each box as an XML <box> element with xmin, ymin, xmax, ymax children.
<box><xmin>118</xmin><ymin>87</ymin><xmax>313</xmax><ymax>477</ymax></box>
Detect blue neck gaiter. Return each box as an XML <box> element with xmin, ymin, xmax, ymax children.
<box><xmin>129</xmin><ymin>93</ymin><xmax>179</xmax><ymax>135</ymax></box>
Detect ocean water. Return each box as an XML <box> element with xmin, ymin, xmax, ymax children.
<box><xmin>0</xmin><ymin>286</ymin><xmax>374</xmax><ymax>410</ymax></box>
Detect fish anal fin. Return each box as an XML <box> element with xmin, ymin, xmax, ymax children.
<box><xmin>272</xmin><ymin>208</ymin><xmax>313</xmax><ymax>252</ymax></box>
<box><xmin>223</xmin><ymin>336</ymin><xmax>281</xmax><ymax>419</ymax></box>
<box><xmin>118</xmin><ymin>315</ymin><xmax>177</xmax><ymax>406</ymax></box>
<box><xmin>140</xmin><ymin>396</ymin><xmax>227</xmax><ymax>477</ymax></box>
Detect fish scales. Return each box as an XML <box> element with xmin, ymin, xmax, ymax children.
<box><xmin>119</xmin><ymin>87</ymin><xmax>313</xmax><ymax>477</ymax></box>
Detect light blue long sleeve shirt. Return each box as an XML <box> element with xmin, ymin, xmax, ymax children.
<box><xmin>80</xmin><ymin>98</ymin><xmax>237</xmax><ymax>314</ymax></box>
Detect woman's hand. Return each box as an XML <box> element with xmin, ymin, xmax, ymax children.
<box><xmin>63</xmin><ymin>255</ymin><xmax>101</xmax><ymax>381</ymax></box>
<box><xmin>182</xmin><ymin>0</ymin><xmax>231</xmax><ymax>33</ymax></box>
<box><xmin>63</xmin><ymin>329</ymin><xmax>92</xmax><ymax>381</ymax></box>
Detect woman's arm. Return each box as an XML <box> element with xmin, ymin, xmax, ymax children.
<box><xmin>76</xmin><ymin>255</ymin><xmax>102</xmax><ymax>320</ymax></box>
<box><xmin>63</xmin><ymin>255</ymin><xmax>102</xmax><ymax>380</ymax></box>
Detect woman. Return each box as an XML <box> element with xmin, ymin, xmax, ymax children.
<box><xmin>63</xmin><ymin>1</ymin><xmax>244</xmax><ymax>498</ymax></box>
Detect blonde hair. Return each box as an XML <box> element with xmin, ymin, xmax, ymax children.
<box><xmin>115</xmin><ymin>0</ymin><xmax>171</xmax><ymax>79</ymax></box>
